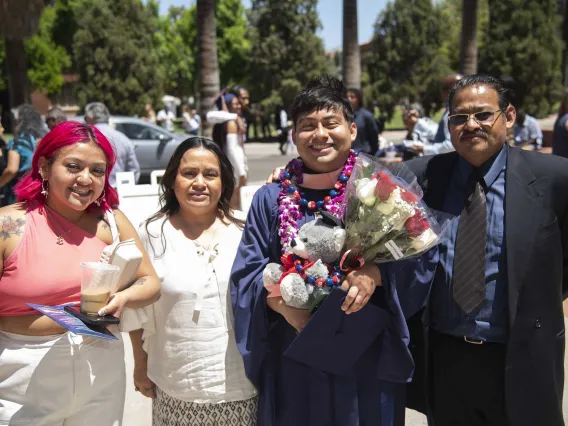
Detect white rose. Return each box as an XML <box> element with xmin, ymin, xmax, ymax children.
<box><xmin>356</xmin><ymin>178</ymin><xmax>378</xmax><ymax>206</ymax></box>
<box><xmin>411</xmin><ymin>228</ymin><xmax>437</xmax><ymax>251</ymax></box>
<box><xmin>376</xmin><ymin>201</ymin><xmax>395</xmax><ymax>215</ymax></box>
<box><xmin>375</xmin><ymin>186</ymin><xmax>401</xmax><ymax>215</ymax></box>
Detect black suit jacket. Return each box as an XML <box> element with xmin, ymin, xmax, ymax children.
<box><xmin>405</xmin><ymin>147</ymin><xmax>568</xmax><ymax>426</ymax></box>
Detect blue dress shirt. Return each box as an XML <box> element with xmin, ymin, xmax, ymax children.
<box><xmin>430</xmin><ymin>146</ymin><xmax>509</xmax><ymax>343</ymax></box>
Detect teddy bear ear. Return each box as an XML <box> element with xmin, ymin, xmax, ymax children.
<box><xmin>320</xmin><ymin>210</ymin><xmax>342</xmax><ymax>228</ymax></box>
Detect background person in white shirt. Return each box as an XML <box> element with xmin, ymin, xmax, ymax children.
<box><xmin>130</xmin><ymin>137</ymin><xmax>257</xmax><ymax>426</ymax></box>
<box><xmin>157</xmin><ymin>105</ymin><xmax>176</xmax><ymax>132</ymax></box>
<box><xmin>401</xmin><ymin>102</ymin><xmax>440</xmax><ymax>160</ymax></box>
<box><xmin>182</xmin><ymin>105</ymin><xmax>201</xmax><ymax>136</ymax></box>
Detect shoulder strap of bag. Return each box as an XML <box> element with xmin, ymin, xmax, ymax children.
<box><xmin>106</xmin><ymin>210</ymin><xmax>120</xmax><ymax>247</ymax></box>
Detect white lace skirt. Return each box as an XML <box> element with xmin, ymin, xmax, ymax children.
<box><xmin>152</xmin><ymin>387</ymin><xmax>258</xmax><ymax>426</ymax></box>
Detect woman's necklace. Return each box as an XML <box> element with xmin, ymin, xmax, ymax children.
<box><xmin>194</xmin><ymin>223</ymin><xmax>220</xmax><ymax>252</ymax></box>
<box><xmin>277</xmin><ymin>150</ymin><xmax>358</xmax><ymax>255</ymax></box>
<box><xmin>45</xmin><ymin>206</ymin><xmax>87</xmax><ymax>245</ymax></box>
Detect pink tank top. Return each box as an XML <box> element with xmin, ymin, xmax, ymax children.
<box><xmin>0</xmin><ymin>206</ymin><xmax>108</xmax><ymax>316</ymax></box>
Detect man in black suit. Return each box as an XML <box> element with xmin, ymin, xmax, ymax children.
<box><xmin>404</xmin><ymin>75</ymin><xmax>568</xmax><ymax>426</ymax></box>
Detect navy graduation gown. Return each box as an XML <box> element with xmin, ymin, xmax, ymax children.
<box><xmin>230</xmin><ymin>183</ymin><xmax>429</xmax><ymax>426</ymax></box>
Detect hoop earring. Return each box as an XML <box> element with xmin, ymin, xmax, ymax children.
<box><xmin>95</xmin><ymin>190</ymin><xmax>106</xmax><ymax>207</ymax></box>
<box><xmin>41</xmin><ymin>180</ymin><xmax>49</xmax><ymax>197</ymax></box>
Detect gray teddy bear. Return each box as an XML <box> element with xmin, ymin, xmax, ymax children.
<box><xmin>263</xmin><ymin>211</ymin><xmax>347</xmax><ymax>309</ymax></box>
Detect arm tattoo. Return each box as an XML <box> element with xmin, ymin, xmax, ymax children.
<box><xmin>135</xmin><ymin>277</ymin><xmax>147</xmax><ymax>286</ymax></box>
<box><xmin>98</xmin><ymin>214</ymin><xmax>110</xmax><ymax>230</ymax></box>
<box><xmin>0</xmin><ymin>216</ymin><xmax>25</xmax><ymax>240</ymax></box>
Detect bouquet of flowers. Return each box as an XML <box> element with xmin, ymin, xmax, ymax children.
<box><xmin>341</xmin><ymin>153</ymin><xmax>448</xmax><ymax>265</ymax></box>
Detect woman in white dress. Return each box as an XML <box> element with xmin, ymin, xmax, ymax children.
<box><xmin>129</xmin><ymin>137</ymin><xmax>257</xmax><ymax>426</ymax></box>
<box><xmin>212</xmin><ymin>94</ymin><xmax>247</xmax><ymax>209</ymax></box>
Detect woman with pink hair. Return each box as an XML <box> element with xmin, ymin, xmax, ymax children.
<box><xmin>0</xmin><ymin>121</ymin><xmax>161</xmax><ymax>425</ymax></box>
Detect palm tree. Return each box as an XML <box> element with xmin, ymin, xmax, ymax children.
<box><xmin>562</xmin><ymin>0</ymin><xmax>568</xmax><ymax>87</ymax></box>
<box><xmin>342</xmin><ymin>0</ymin><xmax>361</xmax><ymax>89</ymax></box>
<box><xmin>460</xmin><ymin>0</ymin><xmax>478</xmax><ymax>75</ymax></box>
<box><xmin>197</xmin><ymin>0</ymin><xmax>220</xmax><ymax>138</ymax></box>
<box><xmin>0</xmin><ymin>0</ymin><xmax>46</xmax><ymax>107</ymax></box>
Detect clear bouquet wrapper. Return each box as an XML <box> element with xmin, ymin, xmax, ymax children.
<box><xmin>341</xmin><ymin>154</ymin><xmax>450</xmax><ymax>264</ymax></box>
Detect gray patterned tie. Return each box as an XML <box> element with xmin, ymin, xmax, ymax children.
<box><xmin>453</xmin><ymin>170</ymin><xmax>487</xmax><ymax>313</ymax></box>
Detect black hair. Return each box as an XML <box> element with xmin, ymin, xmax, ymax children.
<box><xmin>448</xmin><ymin>75</ymin><xmax>511</xmax><ymax>114</ymax></box>
<box><xmin>231</xmin><ymin>85</ymin><xmax>248</xmax><ymax>97</ymax></box>
<box><xmin>144</xmin><ymin>137</ymin><xmax>242</xmax><ymax>258</ymax></box>
<box><xmin>212</xmin><ymin>122</ymin><xmax>228</xmax><ymax>152</ymax></box>
<box><xmin>212</xmin><ymin>95</ymin><xmax>240</xmax><ymax>152</ymax></box>
<box><xmin>499</xmin><ymin>75</ymin><xmax>520</xmax><ymax>108</ymax></box>
<box><xmin>290</xmin><ymin>75</ymin><xmax>354</xmax><ymax>127</ymax></box>
<box><xmin>347</xmin><ymin>87</ymin><xmax>364</xmax><ymax>108</ymax></box>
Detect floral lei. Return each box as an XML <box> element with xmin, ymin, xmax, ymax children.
<box><xmin>277</xmin><ymin>150</ymin><xmax>358</xmax><ymax>255</ymax></box>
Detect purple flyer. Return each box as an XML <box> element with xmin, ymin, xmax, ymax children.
<box><xmin>27</xmin><ymin>303</ymin><xmax>119</xmax><ymax>340</ymax></box>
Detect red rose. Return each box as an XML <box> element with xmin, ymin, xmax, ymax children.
<box><xmin>374</xmin><ymin>172</ymin><xmax>397</xmax><ymax>201</ymax></box>
<box><xmin>405</xmin><ymin>211</ymin><xmax>430</xmax><ymax>238</ymax></box>
<box><xmin>400</xmin><ymin>189</ymin><xmax>418</xmax><ymax>204</ymax></box>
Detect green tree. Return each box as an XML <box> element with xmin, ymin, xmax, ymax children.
<box><xmin>0</xmin><ymin>3</ymin><xmax>71</xmax><ymax>98</ymax></box>
<box><xmin>215</xmin><ymin>0</ymin><xmax>251</xmax><ymax>87</ymax></box>
<box><xmin>367</xmin><ymin>0</ymin><xmax>450</xmax><ymax>119</ymax></box>
<box><xmin>155</xmin><ymin>6</ymin><xmax>196</xmax><ymax>99</ymax></box>
<box><xmin>438</xmin><ymin>0</ymin><xmax>489</xmax><ymax>73</ymax></box>
<box><xmin>247</xmin><ymin>0</ymin><xmax>328</xmax><ymax>110</ymax></box>
<box><xmin>50</xmin><ymin>0</ymin><xmax>81</xmax><ymax>61</ymax></box>
<box><xmin>26</xmin><ymin>4</ymin><xmax>71</xmax><ymax>96</ymax></box>
<box><xmin>479</xmin><ymin>0</ymin><xmax>563</xmax><ymax>117</ymax></box>
<box><xmin>154</xmin><ymin>0</ymin><xmax>250</xmax><ymax>100</ymax></box>
<box><xmin>72</xmin><ymin>0</ymin><xmax>163</xmax><ymax>116</ymax></box>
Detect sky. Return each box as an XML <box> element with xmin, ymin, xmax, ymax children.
<box><xmin>158</xmin><ymin>0</ymin><xmax>387</xmax><ymax>50</ymax></box>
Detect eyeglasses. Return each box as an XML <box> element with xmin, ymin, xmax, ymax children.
<box><xmin>448</xmin><ymin>109</ymin><xmax>505</xmax><ymax>127</ymax></box>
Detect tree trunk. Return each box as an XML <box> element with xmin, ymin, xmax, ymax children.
<box><xmin>197</xmin><ymin>0</ymin><xmax>220</xmax><ymax>138</ymax></box>
<box><xmin>5</xmin><ymin>38</ymin><xmax>30</xmax><ymax>107</ymax></box>
<box><xmin>460</xmin><ymin>0</ymin><xmax>478</xmax><ymax>75</ymax></box>
<box><xmin>342</xmin><ymin>0</ymin><xmax>361</xmax><ymax>89</ymax></box>
<box><xmin>562</xmin><ymin>0</ymin><xmax>568</xmax><ymax>87</ymax></box>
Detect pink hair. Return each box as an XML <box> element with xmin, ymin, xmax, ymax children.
<box><xmin>15</xmin><ymin>121</ymin><xmax>119</xmax><ymax>211</ymax></box>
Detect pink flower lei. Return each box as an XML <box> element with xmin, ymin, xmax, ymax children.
<box><xmin>277</xmin><ymin>150</ymin><xmax>358</xmax><ymax>255</ymax></box>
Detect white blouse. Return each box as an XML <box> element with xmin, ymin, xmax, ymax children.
<box><xmin>137</xmin><ymin>217</ymin><xmax>257</xmax><ymax>403</ymax></box>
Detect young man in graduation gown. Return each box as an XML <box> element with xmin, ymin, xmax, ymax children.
<box><xmin>230</xmin><ymin>76</ymin><xmax>425</xmax><ymax>426</ymax></box>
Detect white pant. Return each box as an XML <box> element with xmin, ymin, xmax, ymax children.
<box><xmin>0</xmin><ymin>330</ymin><xmax>126</xmax><ymax>426</ymax></box>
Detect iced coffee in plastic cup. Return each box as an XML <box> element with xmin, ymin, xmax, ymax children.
<box><xmin>80</xmin><ymin>262</ymin><xmax>120</xmax><ymax>316</ymax></box>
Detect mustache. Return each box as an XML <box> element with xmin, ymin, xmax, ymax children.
<box><xmin>460</xmin><ymin>129</ymin><xmax>488</xmax><ymax>139</ymax></box>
